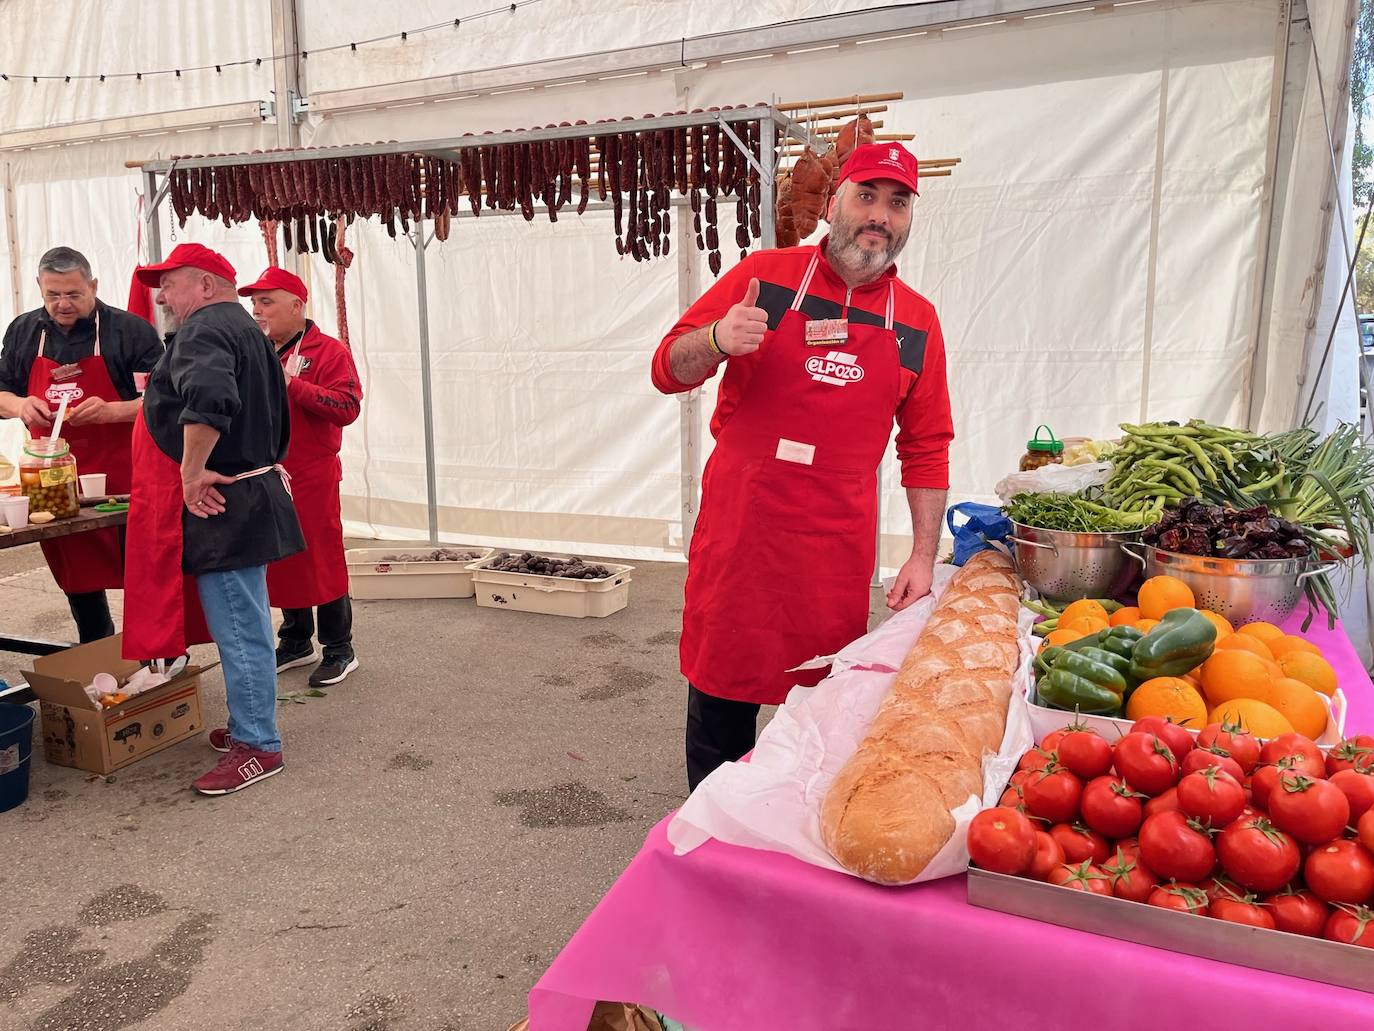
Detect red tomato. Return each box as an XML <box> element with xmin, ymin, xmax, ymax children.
<box><xmin>1264</xmin><ymin>888</ymin><xmax>1329</xmax><ymax>937</ymax></box>
<box><xmin>1022</xmin><ymin>766</ymin><xmax>1083</xmax><ymax>825</ymax></box>
<box><xmin>1330</xmin><ymin>769</ymin><xmax>1374</xmax><ymax>822</ymax></box>
<box><xmin>1017</xmin><ymin>746</ymin><xmax>1056</xmax><ymax>773</ymax></box>
<box><xmin>1203</xmin><ymin>874</ymin><xmax>1243</xmax><ymax>905</ymax></box>
<box><xmin>1039</xmin><ymin>729</ymin><xmax>1070</xmax><ymax>753</ymax></box>
<box><xmin>1198</xmin><ymin>721</ymin><xmax>1261</xmax><ymax>774</ymax></box>
<box><xmin>1048</xmin><ymin>860</ymin><xmax>1112</xmax><ymax>895</ymax></box>
<box><xmin>1217</xmin><ymin>816</ymin><xmax>1301</xmax><ymax>892</ymax></box>
<box><xmin>1056</xmin><ymin>730</ymin><xmax>1114</xmax><ymax>780</ymax></box>
<box><xmin>1361</xmin><ymin>809</ymin><xmax>1374</xmax><ymax>854</ymax></box>
<box><xmin>1250</xmin><ymin>757</ymin><xmax>1303</xmax><ymax>810</ymax></box>
<box><xmin>1049</xmin><ymin>822</ymin><xmax>1111</xmax><ymax>865</ymax></box>
<box><xmin>1304</xmin><ymin>839</ymin><xmax>1374</xmax><ymax>905</ymax></box>
<box><xmin>1114</xmin><ymin>835</ymin><xmax>1141</xmax><ymax>858</ymax></box>
<box><xmin>1147</xmin><ymin>881</ymin><xmax>1209</xmax><ymax>915</ymax></box>
<box><xmin>1026</xmin><ymin>830</ymin><xmax>1065</xmax><ymax>881</ymax></box>
<box><xmin>1144</xmin><ymin>787</ymin><xmax>1182</xmax><ymax>818</ymax></box>
<box><xmin>1258</xmin><ymin>734</ymin><xmax>1326</xmax><ymax>779</ymax></box>
<box><xmin>1211</xmin><ymin>895</ymin><xmax>1276</xmax><ymax>929</ymax></box>
<box><xmin>967</xmin><ymin>807</ymin><xmax>1038</xmax><ymax>875</ymax></box>
<box><xmin>1268</xmin><ymin>774</ymin><xmax>1351</xmax><ymax>844</ymax></box>
<box><xmin>1102</xmin><ymin>846</ymin><xmax>1157</xmax><ymax>903</ymax></box>
<box><xmin>1132</xmin><ymin>716</ymin><xmax>1194</xmax><ymax>761</ymax></box>
<box><xmin>1177</xmin><ymin>767</ymin><xmax>1246</xmax><ymax>828</ymax></box>
<box><xmin>1325</xmin><ymin>735</ymin><xmax>1374</xmax><ymax>777</ymax></box>
<box><xmin>1324</xmin><ymin>904</ymin><xmax>1374</xmax><ymax>947</ymax></box>
<box><xmin>1009</xmin><ymin>769</ymin><xmax>1035</xmax><ymax>789</ymax></box>
<box><xmin>1139</xmin><ymin>811</ymin><xmax>1217</xmax><ymax>883</ymax></box>
<box><xmin>1114</xmin><ymin>733</ymin><xmax>1180</xmax><ymax>797</ymax></box>
<box><xmin>1080</xmin><ymin>776</ymin><xmax>1145</xmax><ymax>839</ymax></box>
<box><xmin>1180</xmin><ymin>746</ymin><xmax>1245</xmax><ymax>784</ymax></box>
<box><xmin>998</xmin><ymin>786</ymin><xmax>1023</xmax><ymax>809</ymax></box>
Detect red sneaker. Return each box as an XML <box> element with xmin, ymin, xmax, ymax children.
<box><xmin>192</xmin><ymin>744</ymin><xmax>284</xmax><ymax>795</ymax></box>
<box><xmin>208</xmin><ymin>728</ymin><xmax>233</xmax><ymax>753</ymax></box>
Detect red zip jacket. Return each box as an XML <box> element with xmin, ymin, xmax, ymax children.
<box><xmin>652</xmin><ymin>240</ymin><xmax>953</xmax><ymax>489</ymax></box>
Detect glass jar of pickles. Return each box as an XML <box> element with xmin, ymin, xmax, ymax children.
<box><xmin>20</xmin><ymin>437</ymin><xmax>79</xmax><ymax>519</ymax></box>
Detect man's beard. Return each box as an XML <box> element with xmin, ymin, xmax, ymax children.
<box><xmin>827</xmin><ymin>209</ymin><xmax>910</xmax><ymax>280</ymax></box>
<box><xmin>162</xmin><ymin>309</ymin><xmax>182</xmax><ymax>331</ymax></box>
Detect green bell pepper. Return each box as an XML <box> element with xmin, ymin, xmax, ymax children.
<box><xmin>1078</xmin><ymin>645</ymin><xmax>1133</xmax><ymax>681</ymax></box>
<box><xmin>1129</xmin><ymin>608</ymin><xmax>1217</xmax><ymax>682</ymax></box>
<box><xmin>1037</xmin><ymin>649</ymin><xmax>1128</xmax><ymax>715</ymax></box>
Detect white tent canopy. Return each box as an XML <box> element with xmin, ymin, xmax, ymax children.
<box><xmin>1</xmin><ymin>0</ymin><xmax>1366</xmax><ymax>645</ymax></box>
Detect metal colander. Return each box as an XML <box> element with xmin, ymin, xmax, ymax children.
<box><xmin>1010</xmin><ymin>522</ymin><xmax>1143</xmax><ymax>602</ymax></box>
<box><xmin>1122</xmin><ymin>544</ymin><xmax>1337</xmax><ymax>626</ymax></box>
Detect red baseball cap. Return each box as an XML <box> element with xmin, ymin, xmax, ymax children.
<box><xmin>238</xmin><ymin>267</ymin><xmax>308</xmax><ymax>303</ymax></box>
<box><xmin>837</xmin><ymin>142</ymin><xmax>920</xmax><ymax>196</ymax></box>
<box><xmin>135</xmin><ymin>242</ymin><xmax>237</xmax><ymax>287</ymax></box>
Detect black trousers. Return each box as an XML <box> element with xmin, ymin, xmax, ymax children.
<box><xmin>278</xmin><ymin>594</ymin><xmax>353</xmax><ymax>657</ymax></box>
<box><xmin>66</xmin><ymin>591</ymin><xmax>115</xmax><ymax>644</ymax></box>
<box><xmin>685</xmin><ymin>684</ymin><xmax>761</xmax><ymax>791</ymax></box>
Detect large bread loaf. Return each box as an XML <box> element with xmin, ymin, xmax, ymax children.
<box><xmin>820</xmin><ymin>550</ymin><xmax>1021</xmax><ymax>884</ymax></box>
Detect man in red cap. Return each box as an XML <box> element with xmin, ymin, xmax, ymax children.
<box><xmin>239</xmin><ymin>268</ymin><xmax>363</xmax><ymax>686</ymax></box>
<box><xmin>126</xmin><ymin>243</ymin><xmax>304</xmax><ymax>796</ymax></box>
<box><xmin>651</xmin><ymin>142</ymin><xmax>954</xmax><ymax>789</ymax></box>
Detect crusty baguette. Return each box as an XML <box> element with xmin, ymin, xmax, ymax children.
<box><xmin>820</xmin><ymin>550</ymin><xmax>1020</xmax><ymax>884</ymax></box>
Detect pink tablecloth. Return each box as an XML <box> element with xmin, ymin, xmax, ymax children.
<box><xmin>530</xmin><ymin>615</ymin><xmax>1374</xmax><ymax>1031</ymax></box>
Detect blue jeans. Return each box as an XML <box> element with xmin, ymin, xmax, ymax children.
<box><xmin>196</xmin><ymin>565</ymin><xmax>281</xmax><ymax>753</ymax></box>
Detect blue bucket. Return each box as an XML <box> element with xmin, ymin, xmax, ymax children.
<box><xmin>0</xmin><ymin>704</ymin><xmax>36</xmax><ymax>813</ymax></box>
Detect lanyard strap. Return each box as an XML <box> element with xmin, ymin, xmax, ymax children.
<box><xmin>37</xmin><ymin>311</ymin><xmax>101</xmax><ymax>360</ymax></box>
<box><xmin>790</xmin><ymin>253</ymin><xmax>897</xmax><ymax>331</ymax></box>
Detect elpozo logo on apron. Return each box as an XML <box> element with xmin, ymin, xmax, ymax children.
<box><xmin>805</xmin><ymin>351</ymin><xmax>865</xmax><ymax>386</ymax></box>
<box><xmin>44</xmin><ymin>382</ymin><xmax>85</xmax><ymax>405</ymax></box>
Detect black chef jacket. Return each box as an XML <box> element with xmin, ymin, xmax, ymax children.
<box><xmin>140</xmin><ymin>301</ymin><xmax>304</xmax><ymax>576</ymax></box>
<box><xmin>0</xmin><ymin>300</ymin><xmax>164</xmax><ymax>400</ymax></box>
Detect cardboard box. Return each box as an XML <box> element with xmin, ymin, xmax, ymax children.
<box><xmin>24</xmin><ymin>635</ymin><xmax>212</xmax><ymax>775</ymax></box>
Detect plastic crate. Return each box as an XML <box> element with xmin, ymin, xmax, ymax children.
<box><xmin>469</xmin><ymin>553</ymin><xmax>634</xmax><ymax>618</ymax></box>
<box><xmin>346</xmin><ymin>546</ymin><xmax>493</xmax><ymax>600</ymax></box>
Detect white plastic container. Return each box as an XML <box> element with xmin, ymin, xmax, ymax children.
<box><xmin>346</xmin><ymin>546</ymin><xmax>494</xmax><ymax>600</ymax></box>
<box><xmin>469</xmin><ymin>553</ymin><xmax>634</xmax><ymax>618</ymax></box>
<box><xmin>1</xmin><ymin>495</ymin><xmax>29</xmax><ymax>529</ymax></box>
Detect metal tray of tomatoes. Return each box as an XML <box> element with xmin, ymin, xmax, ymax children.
<box><xmin>967</xmin><ymin>867</ymin><xmax>1372</xmax><ymax>994</ymax></box>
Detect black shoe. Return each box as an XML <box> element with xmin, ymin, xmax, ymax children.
<box><xmin>309</xmin><ymin>653</ymin><xmax>359</xmax><ymax>687</ymax></box>
<box><xmin>276</xmin><ymin>641</ymin><xmax>317</xmax><ymax>673</ymax></box>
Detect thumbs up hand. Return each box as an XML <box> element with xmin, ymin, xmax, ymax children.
<box><xmin>713</xmin><ymin>278</ymin><xmax>768</xmax><ymax>357</ymax></box>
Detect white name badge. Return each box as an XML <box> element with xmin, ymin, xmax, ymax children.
<box><xmin>775</xmin><ymin>438</ymin><xmax>816</xmax><ymax>466</ymax></box>
<box><xmin>285</xmin><ymin>354</ymin><xmax>307</xmax><ymax>377</ymax></box>
<box><xmin>804</xmin><ymin>318</ymin><xmax>848</xmax><ymax>345</ymax></box>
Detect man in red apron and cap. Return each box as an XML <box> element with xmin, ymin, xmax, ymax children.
<box><xmin>126</xmin><ymin>244</ymin><xmax>304</xmax><ymax>796</ymax></box>
<box><xmin>0</xmin><ymin>246</ymin><xmax>163</xmax><ymax>641</ymax></box>
<box><xmin>651</xmin><ymin>143</ymin><xmax>954</xmax><ymax>789</ymax></box>
<box><xmin>239</xmin><ymin>267</ymin><xmax>363</xmax><ymax>687</ymax></box>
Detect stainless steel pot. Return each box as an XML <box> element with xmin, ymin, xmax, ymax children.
<box><xmin>1010</xmin><ymin>522</ymin><xmax>1143</xmax><ymax>602</ymax></box>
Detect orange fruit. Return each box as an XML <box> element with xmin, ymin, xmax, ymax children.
<box><xmin>1268</xmin><ymin>636</ymin><xmax>1323</xmax><ymax>660</ymax></box>
<box><xmin>1214</xmin><ymin>634</ymin><xmax>1275</xmax><ymax>661</ymax></box>
<box><xmin>1060</xmin><ymin>616</ymin><xmax>1109</xmax><ymax>637</ymax></box>
<box><xmin>1277</xmin><ymin>652</ymin><xmax>1338</xmax><ymax>698</ymax></box>
<box><xmin>1138</xmin><ymin>576</ymin><xmax>1196</xmax><ymax>620</ymax></box>
<box><xmin>1181</xmin><ymin>671</ymin><xmax>1203</xmax><ymax>689</ymax></box>
<box><xmin>1199</xmin><ymin>650</ymin><xmax>1274</xmax><ymax>707</ymax></box>
<box><xmin>1259</xmin><ymin>658</ymin><xmax>1284</xmax><ymax>682</ymax></box>
<box><xmin>1237</xmin><ymin>621</ymin><xmax>1285</xmax><ymax>644</ymax></box>
<box><xmin>1126</xmin><ymin>677</ymin><xmax>1210</xmax><ymax>729</ymax></box>
<box><xmin>1060</xmin><ymin>599</ymin><xmax>1110</xmax><ymax>626</ymax></box>
<box><xmin>1196</xmin><ymin>610</ymin><xmax>1233</xmax><ymax>639</ymax></box>
<box><xmin>1135</xmin><ymin>618</ymin><xmax>1160</xmax><ymax>634</ymax></box>
<box><xmin>1043</xmin><ymin>628</ymin><xmax>1085</xmax><ymax>648</ymax></box>
<box><xmin>1208</xmin><ymin>699</ymin><xmax>1295</xmax><ymax>739</ymax></box>
<box><xmin>1110</xmin><ymin>606</ymin><xmax>1141</xmax><ymax>627</ymax></box>
<box><xmin>1255</xmin><ymin>677</ymin><xmax>1330</xmax><ymax>740</ymax></box>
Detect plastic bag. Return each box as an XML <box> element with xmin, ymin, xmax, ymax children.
<box><xmin>994</xmin><ymin>460</ymin><xmax>1112</xmax><ymax>503</ymax></box>
<box><xmin>946</xmin><ymin>502</ymin><xmax>1012</xmax><ymax>566</ymax></box>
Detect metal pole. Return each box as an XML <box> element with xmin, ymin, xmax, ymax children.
<box><xmin>4</xmin><ymin>162</ymin><xmax>22</xmax><ymax>318</ymax></box>
<box><xmin>676</xmin><ymin>211</ymin><xmax>701</xmax><ymax>552</ymax></box>
<box><xmin>142</xmin><ymin>168</ymin><xmax>166</xmax><ymax>336</ymax></box>
<box><xmin>873</xmin><ymin>464</ymin><xmax>884</xmax><ymax>589</ymax></box>
<box><xmin>759</xmin><ymin>116</ymin><xmax>777</xmax><ymax>248</ymax></box>
<box><xmin>411</xmin><ymin>228</ymin><xmax>440</xmax><ymax>545</ymax></box>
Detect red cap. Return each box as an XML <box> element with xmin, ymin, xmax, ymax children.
<box><xmin>238</xmin><ymin>267</ymin><xmax>308</xmax><ymax>303</ymax></box>
<box><xmin>135</xmin><ymin>243</ymin><xmax>237</xmax><ymax>287</ymax></box>
<box><xmin>836</xmin><ymin>142</ymin><xmax>920</xmax><ymax>196</ymax></box>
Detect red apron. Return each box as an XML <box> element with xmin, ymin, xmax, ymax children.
<box><xmin>680</xmin><ymin>254</ymin><xmax>901</xmax><ymax>704</ymax></box>
<box><xmin>26</xmin><ymin>315</ymin><xmax>132</xmax><ymax>593</ymax></box>
<box><xmin>121</xmin><ymin>414</ymin><xmax>212</xmax><ymax>660</ymax></box>
<box><xmin>266</xmin><ymin>333</ymin><xmax>350</xmax><ymax>609</ymax></box>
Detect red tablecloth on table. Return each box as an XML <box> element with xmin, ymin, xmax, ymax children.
<box><xmin>529</xmin><ymin>613</ymin><xmax>1374</xmax><ymax>1031</ymax></box>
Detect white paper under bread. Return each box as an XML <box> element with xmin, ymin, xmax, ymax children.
<box><xmin>667</xmin><ymin>565</ymin><xmax>1037</xmax><ymax>883</ymax></box>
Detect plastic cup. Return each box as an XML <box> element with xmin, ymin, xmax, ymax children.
<box><xmin>1</xmin><ymin>495</ymin><xmax>29</xmax><ymax>529</ymax></box>
<box><xmin>78</xmin><ymin>473</ymin><xmax>106</xmax><ymax>497</ymax></box>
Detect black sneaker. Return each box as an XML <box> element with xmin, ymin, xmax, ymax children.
<box><xmin>309</xmin><ymin>653</ymin><xmax>359</xmax><ymax>687</ymax></box>
<box><xmin>276</xmin><ymin>641</ymin><xmax>317</xmax><ymax>673</ymax></box>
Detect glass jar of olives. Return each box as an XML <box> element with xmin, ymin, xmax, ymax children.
<box><xmin>20</xmin><ymin>437</ymin><xmax>79</xmax><ymax>519</ymax></box>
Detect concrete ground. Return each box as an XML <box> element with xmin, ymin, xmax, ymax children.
<box><xmin>0</xmin><ymin>539</ymin><xmax>892</xmax><ymax>1031</ymax></box>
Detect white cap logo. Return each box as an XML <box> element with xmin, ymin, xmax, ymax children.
<box><xmin>889</xmin><ymin>147</ymin><xmax>900</xmax><ymax>161</ymax></box>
